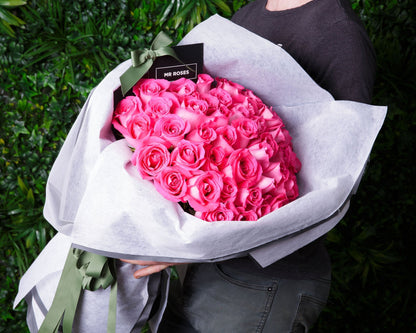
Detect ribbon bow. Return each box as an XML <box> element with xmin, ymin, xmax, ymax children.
<box><xmin>120</xmin><ymin>31</ymin><xmax>181</xmax><ymax>95</ymax></box>
<box><xmin>39</xmin><ymin>249</ymin><xmax>118</xmax><ymax>333</ymax></box>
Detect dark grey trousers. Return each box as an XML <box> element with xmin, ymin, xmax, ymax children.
<box><xmin>158</xmin><ymin>263</ymin><xmax>330</xmax><ymax>333</ymax></box>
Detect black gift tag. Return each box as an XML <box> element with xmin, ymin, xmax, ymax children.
<box><xmin>144</xmin><ymin>43</ymin><xmax>203</xmax><ymax>82</ymax></box>
<box><xmin>113</xmin><ymin>43</ymin><xmax>204</xmax><ymax>109</ymax></box>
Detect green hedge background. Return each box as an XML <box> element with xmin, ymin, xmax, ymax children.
<box><xmin>0</xmin><ymin>0</ymin><xmax>415</xmax><ymax>332</ymax></box>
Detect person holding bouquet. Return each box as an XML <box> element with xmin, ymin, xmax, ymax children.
<box><xmin>126</xmin><ymin>0</ymin><xmax>376</xmax><ymax>331</ymax></box>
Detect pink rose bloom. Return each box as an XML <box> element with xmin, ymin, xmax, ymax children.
<box><xmin>209</xmin><ymin>87</ymin><xmax>233</xmax><ymax>107</ymax></box>
<box><xmin>159</xmin><ymin>91</ymin><xmax>180</xmax><ymax>109</ymax></box>
<box><xmin>182</xmin><ymin>95</ymin><xmax>209</xmax><ymax>114</ymax></box>
<box><xmin>229</xmin><ymin>102</ymin><xmax>254</xmax><ymax>120</ymax></box>
<box><xmin>154</xmin><ymin>166</ymin><xmax>191</xmax><ymax>202</ymax></box>
<box><xmin>171</xmin><ymin>140</ymin><xmax>206</xmax><ymax>171</ymax></box>
<box><xmin>260</xmin><ymin>106</ymin><xmax>278</xmax><ymax>120</ymax></box>
<box><xmin>263</xmin><ymin>162</ymin><xmax>284</xmax><ymax>185</ymax></box>
<box><xmin>264</xmin><ymin>115</ymin><xmax>285</xmax><ymax>136</ymax></box>
<box><xmin>173</xmin><ymin>107</ymin><xmax>207</xmax><ymax>131</ymax></box>
<box><xmin>113</xmin><ymin>95</ymin><xmax>143</xmax><ymax>127</ymax></box>
<box><xmin>195</xmin><ymin>203</ymin><xmax>235</xmax><ymax>222</ymax></box>
<box><xmin>196</xmin><ymin>74</ymin><xmax>214</xmax><ymax>94</ymax></box>
<box><xmin>274</xmin><ymin>127</ymin><xmax>293</xmax><ymax>146</ymax></box>
<box><xmin>131</xmin><ymin>136</ymin><xmax>171</xmax><ymax>180</ymax></box>
<box><xmin>200</xmin><ymin>93</ymin><xmax>220</xmax><ymax>115</ymax></box>
<box><xmin>154</xmin><ymin>114</ymin><xmax>191</xmax><ymax>146</ymax></box>
<box><xmin>212</xmin><ymin>125</ymin><xmax>237</xmax><ymax>156</ymax></box>
<box><xmin>249</xmin><ymin>133</ymin><xmax>279</xmax><ymax>159</ymax></box>
<box><xmin>133</xmin><ymin>79</ymin><xmax>170</xmax><ymax>104</ymax></box>
<box><xmin>216</xmin><ymin>77</ymin><xmax>245</xmax><ymax>103</ymax></box>
<box><xmin>236</xmin><ymin>186</ymin><xmax>263</xmax><ymax>210</ymax></box>
<box><xmin>220</xmin><ymin>176</ymin><xmax>238</xmax><ymax>203</ymax></box>
<box><xmin>122</xmin><ymin>112</ymin><xmax>154</xmax><ymax>147</ymax></box>
<box><xmin>231</xmin><ymin>117</ymin><xmax>259</xmax><ymax>149</ymax></box>
<box><xmin>248</xmin><ymin>133</ymin><xmax>281</xmax><ymax>170</ymax></box>
<box><xmin>235</xmin><ymin>207</ymin><xmax>258</xmax><ymax>221</ymax></box>
<box><xmin>186</xmin><ymin>170</ymin><xmax>224</xmax><ymax>212</ymax></box>
<box><xmin>204</xmin><ymin>145</ymin><xmax>227</xmax><ymax>171</ymax></box>
<box><xmin>282</xmin><ymin>174</ymin><xmax>299</xmax><ymax>201</ymax></box>
<box><xmin>186</xmin><ymin>122</ymin><xmax>218</xmax><ymax>144</ymax></box>
<box><xmin>259</xmin><ymin>192</ymin><xmax>288</xmax><ymax>216</ymax></box>
<box><xmin>223</xmin><ymin>148</ymin><xmax>262</xmax><ymax>187</ymax></box>
<box><xmin>242</xmin><ymin>89</ymin><xmax>265</xmax><ymax>110</ymax></box>
<box><xmin>145</xmin><ymin>96</ymin><xmax>173</xmax><ymax>119</ymax></box>
<box><xmin>274</xmin><ymin>145</ymin><xmax>302</xmax><ymax>173</ymax></box>
<box><xmin>169</xmin><ymin>77</ymin><xmax>196</xmax><ymax>96</ymax></box>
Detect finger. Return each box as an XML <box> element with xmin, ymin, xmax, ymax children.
<box><xmin>120</xmin><ymin>259</ymin><xmax>163</xmax><ymax>266</ymax></box>
<box><xmin>133</xmin><ymin>264</ymin><xmax>172</xmax><ymax>279</ymax></box>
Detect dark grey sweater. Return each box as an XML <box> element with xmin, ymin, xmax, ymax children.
<box><xmin>222</xmin><ymin>0</ymin><xmax>376</xmax><ymax>279</ymax></box>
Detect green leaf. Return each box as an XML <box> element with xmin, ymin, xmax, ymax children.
<box><xmin>0</xmin><ymin>0</ymin><xmax>27</xmax><ymax>6</ymax></box>
<box><xmin>17</xmin><ymin>176</ymin><xmax>29</xmax><ymax>194</ymax></box>
<box><xmin>0</xmin><ymin>7</ymin><xmax>25</xmax><ymax>25</ymax></box>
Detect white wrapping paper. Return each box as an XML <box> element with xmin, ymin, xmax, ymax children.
<box><xmin>43</xmin><ymin>15</ymin><xmax>385</xmax><ymax>262</ymax></box>
<box><xmin>15</xmin><ymin>14</ymin><xmax>387</xmax><ymax>332</ymax></box>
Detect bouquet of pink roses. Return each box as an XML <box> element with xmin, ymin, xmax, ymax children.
<box><xmin>112</xmin><ymin>75</ymin><xmax>301</xmax><ymax>221</ymax></box>
<box><xmin>14</xmin><ymin>14</ymin><xmax>387</xmax><ymax>333</ymax></box>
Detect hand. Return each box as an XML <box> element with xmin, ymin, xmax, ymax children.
<box><xmin>120</xmin><ymin>259</ymin><xmax>177</xmax><ymax>279</ymax></box>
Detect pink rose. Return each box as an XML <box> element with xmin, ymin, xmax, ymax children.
<box><xmin>133</xmin><ymin>79</ymin><xmax>170</xmax><ymax>104</ymax></box>
<box><xmin>236</xmin><ymin>186</ymin><xmax>263</xmax><ymax>210</ymax></box>
<box><xmin>264</xmin><ymin>115</ymin><xmax>285</xmax><ymax>135</ymax></box>
<box><xmin>200</xmin><ymin>93</ymin><xmax>220</xmax><ymax>115</ymax></box>
<box><xmin>195</xmin><ymin>203</ymin><xmax>235</xmax><ymax>222</ymax></box>
<box><xmin>242</xmin><ymin>89</ymin><xmax>265</xmax><ymax>110</ymax></box>
<box><xmin>281</xmin><ymin>174</ymin><xmax>299</xmax><ymax>201</ymax></box>
<box><xmin>216</xmin><ymin>77</ymin><xmax>245</xmax><ymax>103</ymax></box>
<box><xmin>171</xmin><ymin>140</ymin><xmax>206</xmax><ymax>171</ymax></box>
<box><xmin>113</xmin><ymin>95</ymin><xmax>143</xmax><ymax>127</ymax></box>
<box><xmin>196</xmin><ymin>74</ymin><xmax>214</xmax><ymax>94</ymax></box>
<box><xmin>235</xmin><ymin>207</ymin><xmax>258</xmax><ymax>221</ymax></box>
<box><xmin>209</xmin><ymin>87</ymin><xmax>233</xmax><ymax>107</ymax></box>
<box><xmin>231</xmin><ymin>117</ymin><xmax>259</xmax><ymax>149</ymax></box>
<box><xmin>274</xmin><ymin>145</ymin><xmax>301</xmax><ymax>173</ymax></box>
<box><xmin>154</xmin><ymin>166</ymin><xmax>191</xmax><ymax>202</ymax></box>
<box><xmin>122</xmin><ymin>112</ymin><xmax>154</xmax><ymax>147</ymax></box>
<box><xmin>258</xmin><ymin>192</ymin><xmax>288</xmax><ymax>216</ymax></box>
<box><xmin>159</xmin><ymin>91</ymin><xmax>180</xmax><ymax>109</ymax></box>
<box><xmin>204</xmin><ymin>145</ymin><xmax>227</xmax><ymax>171</ymax></box>
<box><xmin>220</xmin><ymin>176</ymin><xmax>238</xmax><ymax>203</ymax></box>
<box><xmin>249</xmin><ymin>133</ymin><xmax>279</xmax><ymax>160</ymax></box>
<box><xmin>223</xmin><ymin>149</ymin><xmax>262</xmax><ymax>187</ymax></box>
<box><xmin>145</xmin><ymin>96</ymin><xmax>173</xmax><ymax>118</ymax></box>
<box><xmin>186</xmin><ymin>171</ymin><xmax>223</xmax><ymax>212</ymax></box>
<box><xmin>212</xmin><ymin>125</ymin><xmax>237</xmax><ymax>156</ymax></box>
<box><xmin>154</xmin><ymin>114</ymin><xmax>191</xmax><ymax>147</ymax></box>
<box><xmin>131</xmin><ymin>136</ymin><xmax>171</xmax><ymax>180</ymax></box>
<box><xmin>182</xmin><ymin>95</ymin><xmax>209</xmax><ymax>114</ymax></box>
<box><xmin>264</xmin><ymin>162</ymin><xmax>284</xmax><ymax>185</ymax></box>
<box><xmin>169</xmin><ymin>77</ymin><xmax>196</xmax><ymax>96</ymax></box>
<box><xmin>186</xmin><ymin>122</ymin><xmax>218</xmax><ymax>144</ymax></box>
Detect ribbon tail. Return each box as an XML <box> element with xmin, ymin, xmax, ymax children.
<box><xmin>61</xmin><ymin>285</ymin><xmax>83</xmax><ymax>333</ymax></box>
<box><xmin>107</xmin><ymin>280</ymin><xmax>118</xmax><ymax>333</ymax></box>
<box><xmin>120</xmin><ymin>60</ymin><xmax>153</xmax><ymax>96</ymax></box>
<box><xmin>38</xmin><ymin>248</ymin><xmax>83</xmax><ymax>333</ymax></box>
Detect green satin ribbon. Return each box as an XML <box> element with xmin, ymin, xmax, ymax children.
<box><xmin>120</xmin><ymin>31</ymin><xmax>183</xmax><ymax>96</ymax></box>
<box><xmin>38</xmin><ymin>248</ymin><xmax>117</xmax><ymax>333</ymax></box>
